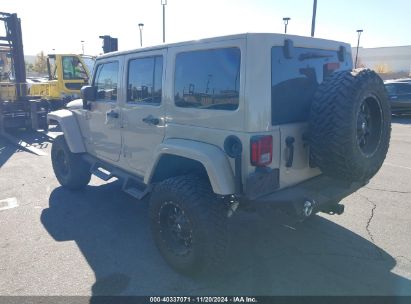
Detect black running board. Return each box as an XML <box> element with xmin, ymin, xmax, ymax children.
<box><xmin>84</xmin><ymin>155</ymin><xmax>150</xmax><ymax>200</ymax></box>
<box><xmin>91</xmin><ymin>163</ymin><xmax>114</xmax><ymax>181</ymax></box>
<box><xmin>122</xmin><ymin>177</ymin><xmax>151</xmax><ymax>200</ymax></box>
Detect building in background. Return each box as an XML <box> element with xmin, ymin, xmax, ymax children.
<box><xmin>354</xmin><ymin>45</ymin><xmax>411</xmax><ymax>80</ymax></box>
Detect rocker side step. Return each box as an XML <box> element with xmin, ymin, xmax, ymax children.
<box><xmin>91</xmin><ymin>163</ymin><xmax>114</xmax><ymax>181</ymax></box>
<box><xmin>122</xmin><ymin>177</ymin><xmax>150</xmax><ymax>200</ymax></box>
<box><xmin>84</xmin><ymin>155</ymin><xmax>150</xmax><ymax>200</ymax></box>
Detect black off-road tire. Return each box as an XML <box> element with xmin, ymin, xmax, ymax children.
<box><xmin>51</xmin><ymin>135</ymin><xmax>91</xmax><ymax>190</ymax></box>
<box><xmin>149</xmin><ymin>175</ymin><xmax>228</xmax><ymax>276</ymax></box>
<box><xmin>309</xmin><ymin>68</ymin><xmax>391</xmax><ymax>182</ymax></box>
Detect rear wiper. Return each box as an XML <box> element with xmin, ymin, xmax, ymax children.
<box><xmin>299</xmin><ymin>52</ymin><xmax>333</xmax><ymax>61</ymax></box>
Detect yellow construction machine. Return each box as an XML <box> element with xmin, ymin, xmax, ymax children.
<box><xmin>28</xmin><ymin>54</ymin><xmax>95</xmax><ymax>109</ymax></box>
<box><xmin>0</xmin><ymin>12</ymin><xmax>96</xmax><ymax>132</ymax></box>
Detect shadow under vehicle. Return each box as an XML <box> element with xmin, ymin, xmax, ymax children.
<box><xmin>41</xmin><ymin>183</ymin><xmax>411</xmax><ymax>296</ymax></box>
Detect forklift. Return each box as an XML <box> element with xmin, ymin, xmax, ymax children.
<box><xmin>0</xmin><ymin>12</ymin><xmax>48</xmax><ymax>132</ymax></box>
<box><xmin>0</xmin><ymin>12</ymin><xmax>50</xmax><ymax>156</ymax></box>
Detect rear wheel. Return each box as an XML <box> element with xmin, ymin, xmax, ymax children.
<box><xmin>149</xmin><ymin>175</ymin><xmax>228</xmax><ymax>275</ymax></box>
<box><xmin>51</xmin><ymin>135</ymin><xmax>91</xmax><ymax>189</ymax></box>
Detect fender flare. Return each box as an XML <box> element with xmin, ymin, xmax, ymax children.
<box><xmin>47</xmin><ymin>109</ymin><xmax>86</xmax><ymax>153</ymax></box>
<box><xmin>146</xmin><ymin>139</ymin><xmax>236</xmax><ymax>195</ymax></box>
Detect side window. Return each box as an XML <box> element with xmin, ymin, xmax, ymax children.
<box><xmin>397</xmin><ymin>84</ymin><xmax>411</xmax><ymax>95</ymax></box>
<box><xmin>47</xmin><ymin>57</ymin><xmax>58</xmax><ymax>80</ymax></box>
<box><xmin>62</xmin><ymin>56</ymin><xmax>88</xmax><ymax>80</ymax></box>
<box><xmin>127</xmin><ymin>56</ymin><xmax>163</xmax><ymax>105</ymax></box>
<box><xmin>174</xmin><ymin>48</ymin><xmax>240</xmax><ymax>111</ymax></box>
<box><xmin>385</xmin><ymin>85</ymin><xmax>396</xmax><ymax>95</ymax></box>
<box><xmin>93</xmin><ymin>61</ymin><xmax>119</xmax><ymax>101</ymax></box>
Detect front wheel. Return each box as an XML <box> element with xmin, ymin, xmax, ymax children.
<box><xmin>149</xmin><ymin>175</ymin><xmax>228</xmax><ymax>275</ymax></box>
<box><xmin>51</xmin><ymin>135</ymin><xmax>91</xmax><ymax>190</ymax></box>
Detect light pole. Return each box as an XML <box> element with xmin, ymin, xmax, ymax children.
<box><xmin>161</xmin><ymin>0</ymin><xmax>167</xmax><ymax>43</ymax></box>
<box><xmin>81</xmin><ymin>40</ymin><xmax>85</xmax><ymax>54</ymax></box>
<box><xmin>283</xmin><ymin>17</ymin><xmax>291</xmax><ymax>34</ymax></box>
<box><xmin>311</xmin><ymin>0</ymin><xmax>317</xmax><ymax>37</ymax></box>
<box><xmin>355</xmin><ymin>29</ymin><xmax>363</xmax><ymax>68</ymax></box>
<box><xmin>138</xmin><ymin>23</ymin><xmax>144</xmax><ymax>47</ymax></box>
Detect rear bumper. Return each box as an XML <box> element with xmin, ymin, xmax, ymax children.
<box><xmin>243</xmin><ymin>174</ymin><xmax>365</xmax><ymax>213</ymax></box>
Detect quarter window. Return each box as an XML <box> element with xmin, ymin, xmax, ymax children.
<box><xmin>127</xmin><ymin>56</ymin><xmax>163</xmax><ymax>104</ymax></box>
<box><xmin>174</xmin><ymin>48</ymin><xmax>240</xmax><ymax>111</ymax></box>
<box><xmin>94</xmin><ymin>61</ymin><xmax>119</xmax><ymax>101</ymax></box>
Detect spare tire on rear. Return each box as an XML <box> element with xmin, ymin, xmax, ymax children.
<box><xmin>309</xmin><ymin>68</ymin><xmax>391</xmax><ymax>183</ymax></box>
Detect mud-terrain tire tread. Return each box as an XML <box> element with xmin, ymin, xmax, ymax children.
<box><xmin>51</xmin><ymin>135</ymin><xmax>91</xmax><ymax>189</ymax></box>
<box><xmin>149</xmin><ymin>174</ymin><xmax>228</xmax><ymax>276</ymax></box>
<box><xmin>309</xmin><ymin>68</ymin><xmax>391</xmax><ymax>182</ymax></box>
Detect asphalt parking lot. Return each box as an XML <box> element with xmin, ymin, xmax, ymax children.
<box><xmin>0</xmin><ymin>117</ymin><xmax>410</xmax><ymax>296</ymax></box>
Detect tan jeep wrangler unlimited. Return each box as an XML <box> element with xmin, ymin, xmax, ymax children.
<box><xmin>49</xmin><ymin>33</ymin><xmax>391</xmax><ymax>275</ymax></box>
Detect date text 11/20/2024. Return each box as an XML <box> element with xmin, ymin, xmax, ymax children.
<box><xmin>149</xmin><ymin>297</ymin><xmax>258</xmax><ymax>303</ymax></box>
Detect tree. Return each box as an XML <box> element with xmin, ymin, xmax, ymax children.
<box><xmin>374</xmin><ymin>63</ymin><xmax>392</xmax><ymax>74</ymax></box>
<box><xmin>25</xmin><ymin>62</ymin><xmax>33</xmax><ymax>73</ymax></box>
<box><xmin>33</xmin><ymin>51</ymin><xmax>48</xmax><ymax>74</ymax></box>
<box><xmin>355</xmin><ymin>57</ymin><xmax>366</xmax><ymax>69</ymax></box>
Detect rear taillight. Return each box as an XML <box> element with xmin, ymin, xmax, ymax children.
<box><xmin>325</xmin><ymin>62</ymin><xmax>340</xmax><ymax>70</ymax></box>
<box><xmin>250</xmin><ymin>135</ymin><xmax>273</xmax><ymax>167</ymax></box>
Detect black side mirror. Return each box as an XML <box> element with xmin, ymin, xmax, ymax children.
<box><xmin>81</xmin><ymin>85</ymin><xmax>96</xmax><ymax>110</ymax></box>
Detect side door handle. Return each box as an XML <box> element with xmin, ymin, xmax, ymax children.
<box><xmin>142</xmin><ymin>115</ymin><xmax>160</xmax><ymax>126</ymax></box>
<box><xmin>106</xmin><ymin>110</ymin><xmax>119</xmax><ymax>119</ymax></box>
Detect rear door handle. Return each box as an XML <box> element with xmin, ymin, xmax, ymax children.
<box><xmin>106</xmin><ymin>110</ymin><xmax>119</xmax><ymax>119</ymax></box>
<box><xmin>142</xmin><ymin>115</ymin><xmax>160</xmax><ymax>125</ymax></box>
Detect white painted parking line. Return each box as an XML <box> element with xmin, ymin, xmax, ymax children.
<box><xmin>384</xmin><ymin>162</ymin><xmax>411</xmax><ymax>171</ymax></box>
<box><xmin>0</xmin><ymin>197</ymin><xmax>18</xmax><ymax>211</ymax></box>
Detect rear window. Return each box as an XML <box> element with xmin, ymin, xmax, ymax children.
<box><xmin>174</xmin><ymin>47</ymin><xmax>240</xmax><ymax>111</ymax></box>
<box><xmin>271</xmin><ymin>46</ymin><xmax>343</xmax><ymax>125</ymax></box>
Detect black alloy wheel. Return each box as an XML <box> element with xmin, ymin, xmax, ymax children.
<box><xmin>356</xmin><ymin>96</ymin><xmax>383</xmax><ymax>157</ymax></box>
<box><xmin>159</xmin><ymin>201</ymin><xmax>193</xmax><ymax>257</ymax></box>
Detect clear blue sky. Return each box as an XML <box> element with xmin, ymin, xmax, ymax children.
<box><xmin>2</xmin><ymin>0</ymin><xmax>411</xmax><ymax>55</ymax></box>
